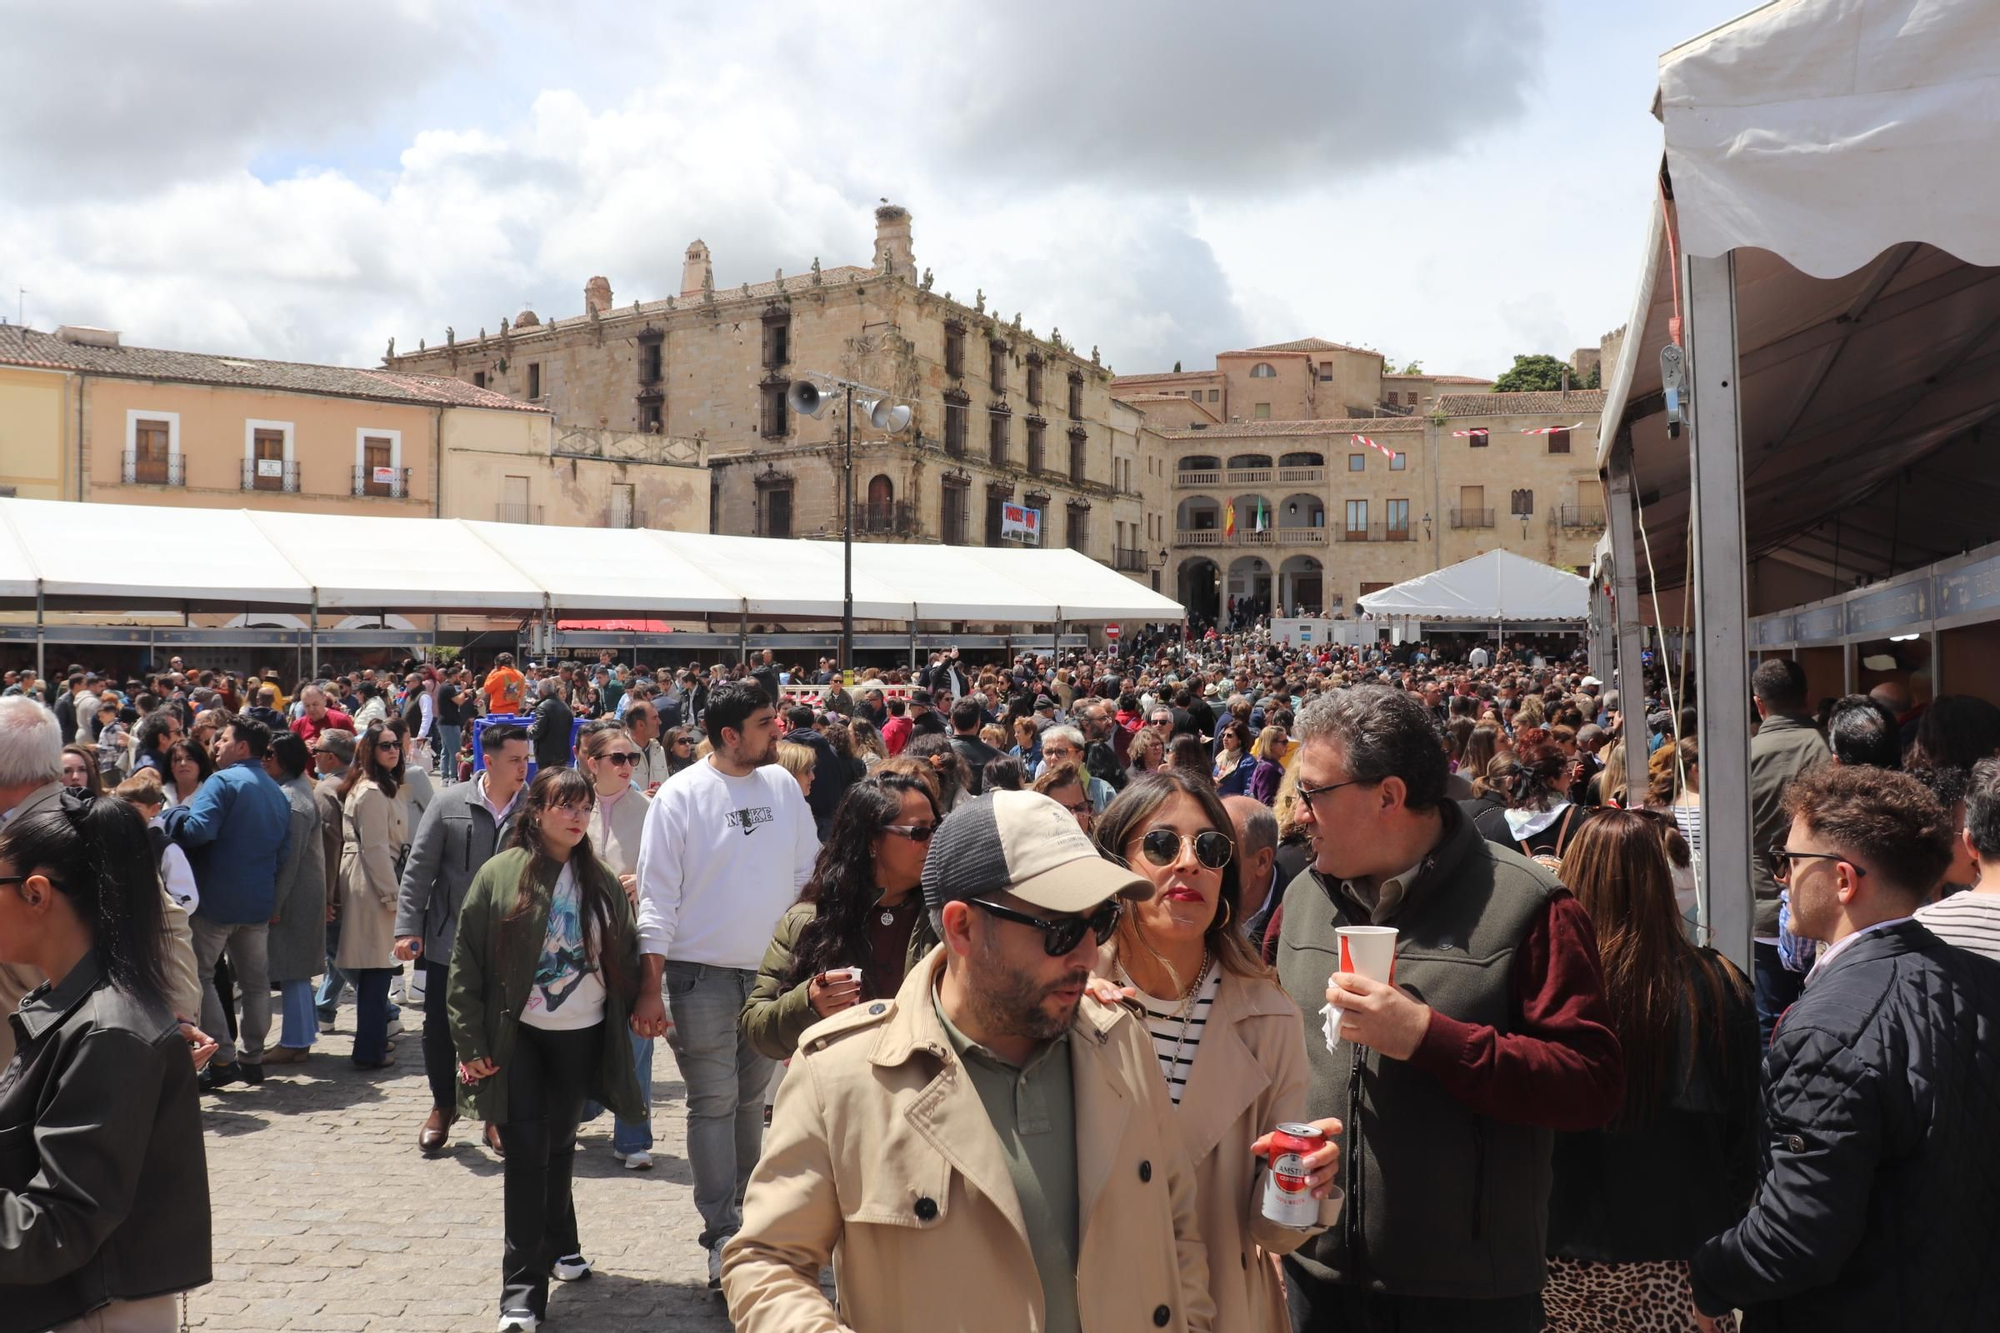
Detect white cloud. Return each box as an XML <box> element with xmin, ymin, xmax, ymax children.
<box><xmin>1</xmin><ymin>0</ymin><xmax>1750</xmax><ymax>381</ymax></box>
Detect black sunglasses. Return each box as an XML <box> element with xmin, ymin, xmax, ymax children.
<box><xmin>1770</xmin><ymin>844</ymin><xmax>1865</xmax><ymax>882</ymax></box>
<box><xmin>1137</xmin><ymin>829</ymin><xmax>1233</xmax><ymax>870</ymax></box>
<box><xmin>602</xmin><ymin>752</ymin><xmax>642</xmax><ymax>765</ymax></box>
<box><xmin>970</xmin><ymin>897</ymin><xmax>1122</xmax><ymax>956</ymax></box>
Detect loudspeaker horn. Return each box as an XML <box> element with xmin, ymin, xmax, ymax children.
<box><xmin>859</xmin><ymin>397</ymin><xmax>912</xmax><ymax>433</ymax></box>
<box><xmin>787</xmin><ymin>379</ymin><xmax>834</xmax><ymax>418</ymax></box>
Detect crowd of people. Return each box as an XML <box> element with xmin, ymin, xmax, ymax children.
<box><xmin>1</xmin><ymin>628</ymin><xmax>1998</xmax><ymax>1333</ymax></box>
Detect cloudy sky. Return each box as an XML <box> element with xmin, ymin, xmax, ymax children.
<box><xmin>5</xmin><ymin>0</ymin><xmax>1752</xmax><ymax>381</ymax></box>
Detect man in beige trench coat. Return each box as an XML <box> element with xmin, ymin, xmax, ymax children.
<box><xmin>723</xmin><ymin>789</ymin><xmax>1216</xmax><ymax>1332</ymax></box>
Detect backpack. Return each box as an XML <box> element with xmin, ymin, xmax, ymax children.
<box><xmin>1518</xmin><ymin>805</ymin><xmax>1578</xmax><ymax>877</ymax></box>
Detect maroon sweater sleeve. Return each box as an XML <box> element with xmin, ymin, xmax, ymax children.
<box><xmin>1406</xmin><ymin>891</ymin><xmax>1625</xmax><ymax>1131</ymax></box>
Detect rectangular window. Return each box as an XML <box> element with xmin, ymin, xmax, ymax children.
<box><xmin>640</xmin><ymin>342</ymin><xmax>663</xmax><ymax>384</ymax></box>
<box><xmin>1386</xmin><ymin>499</ymin><xmax>1410</xmax><ymax>540</ymax></box>
<box><xmin>1469</xmin><ymin>427</ymin><xmax>1489</xmax><ymax>448</ymax></box>
<box><xmin>1344</xmin><ymin>499</ymin><xmax>1368</xmax><ymax>540</ymax></box>
<box><xmin>1319</xmin><ymin>363</ymin><xmax>1333</xmax><ymax>382</ymax></box>
<box><xmin>1027</xmin><ymin>359</ymin><xmax>1042</xmax><ymax>405</ymax></box>
<box><xmin>500</xmin><ymin>474</ymin><xmax>535</xmax><ymax>524</ymax></box>
<box><xmin>1069</xmin><ymin>429</ymin><xmax>1087</xmax><ymax>485</ymax></box>
<box><xmin>761</xmin><ymin>383</ymin><xmax>788</xmax><ymax>438</ymax></box>
<box><xmin>473</xmin><ymin>371</ymin><xmax>487</xmax><ymax>389</ymax></box>
<box><xmin>1254</xmin><ymin>402</ymin><xmax>1271</xmax><ymax>420</ymax></box>
<box><xmin>610</xmin><ymin>482</ymin><xmax>635</xmax><ymax>529</ymax></box>
<box><xmin>1067</xmin><ymin>505</ymin><xmax>1089</xmax><ymax>553</ymax></box>
<box><xmin>1348</xmin><ymin>453</ymin><xmax>1365</xmax><ymax>471</ymax></box>
<box><xmin>527</xmin><ymin>363</ymin><xmax>542</xmax><ymax>400</ymax></box>
<box><xmin>1027</xmin><ymin>419</ymin><xmax>1046</xmax><ymax>473</ymax></box>
<box><xmin>1390</xmin><ymin>451</ymin><xmax>1407</xmax><ymax>470</ymax></box>
<box><xmin>989</xmin><ymin>412</ymin><xmax>1009</xmax><ymax>468</ymax></box>
<box><xmin>990</xmin><ymin>344</ymin><xmax>1007</xmax><ymax>392</ymax></box>
<box><xmin>1068</xmin><ymin>374</ymin><xmax>1083</xmax><ymax>420</ymax></box>
<box><xmin>765</xmin><ymin>486</ymin><xmax>793</xmax><ymax>538</ymax></box>
<box><xmin>945</xmin><ymin>324</ymin><xmax>965</xmax><ymax>378</ymax></box>
<box><xmin>985</xmin><ymin>488</ymin><xmax>1008</xmax><ymax>547</ymax></box>
<box><xmin>361</xmin><ymin>436</ymin><xmax>394</xmax><ymax>496</ymax></box>
<box><xmin>250</xmin><ymin>428</ymin><xmax>287</xmax><ymax>491</ymax></box>
<box><xmin>942</xmin><ymin>484</ymin><xmax>969</xmax><ymax>545</ymax></box>
<box><xmin>763</xmin><ymin>318</ymin><xmax>790</xmax><ymax>369</ymax></box>
<box><xmin>1207</xmin><ymin>389</ymin><xmax>1219</xmax><ymax>402</ymax></box>
<box><xmin>1547</xmin><ymin>428</ymin><xmax>1570</xmax><ymax>454</ymax></box>
<box><xmin>134</xmin><ymin>419</ymin><xmax>171</xmax><ymax>483</ymax></box>
<box><xmin>944</xmin><ymin>400</ymin><xmax>968</xmax><ymax>455</ymax></box>
<box><xmin>639</xmin><ymin>398</ymin><xmax>663</xmax><ymax>432</ymax></box>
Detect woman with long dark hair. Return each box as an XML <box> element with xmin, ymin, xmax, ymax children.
<box><xmin>161</xmin><ymin>736</ymin><xmax>214</xmax><ymax>808</ymax></box>
<box><xmin>1470</xmin><ymin>732</ymin><xmax>1579</xmax><ymax>865</ymax></box>
<box><xmin>739</xmin><ymin>772</ymin><xmax>941</xmax><ymax>1061</ymax></box>
<box><xmin>1088</xmin><ymin>772</ymin><xmax>1339</xmax><ymax>1332</ymax></box>
<box><xmin>0</xmin><ymin>795</ymin><xmax>211</xmax><ymax>1331</ymax></box>
<box><xmin>1544</xmin><ymin>810</ymin><xmax>1757</xmax><ymax>1332</ymax></box>
<box><xmin>448</xmin><ymin>767</ymin><xmax>645</xmax><ymax>1332</ymax></box>
<box><xmin>335</xmin><ymin>720</ymin><xmax>410</xmax><ymax>1070</ymax></box>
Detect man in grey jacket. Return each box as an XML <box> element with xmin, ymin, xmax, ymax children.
<box><xmin>1747</xmin><ymin>659</ymin><xmax>1830</xmax><ymax>1045</ymax></box>
<box><xmin>394</xmin><ymin>722</ymin><xmax>530</xmax><ymax>1154</ymax></box>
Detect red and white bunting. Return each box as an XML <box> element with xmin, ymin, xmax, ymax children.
<box><xmin>1450</xmin><ymin>427</ymin><xmax>1490</xmax><ymax>438</ymax></box>
<box><xmin>1519</xmin><ymin>422</ymin><xmax>1585</xmax><ymax>435</ymax></box>
<box><xmin>1352</xmin><ymin>433</ymin><xmax>1399</xmax><ymax>460</ymax></box>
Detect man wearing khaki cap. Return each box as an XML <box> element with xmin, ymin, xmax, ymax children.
<box><xmin>723</xmin><ymin>789</ymin><xmax>1216</xmax><ymax>1333</ymax></box>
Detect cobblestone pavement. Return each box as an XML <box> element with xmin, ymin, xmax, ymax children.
<box><xmin>189</xmin><ymin>992</ymin><xmax>736</xmax><ymax>1333</ymax></box>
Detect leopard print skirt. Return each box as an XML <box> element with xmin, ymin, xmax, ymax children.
<box><xmin>1544</xmin><ymin>1256</ymin><xmax>1737</xmax><ymax>1333</ymax></box>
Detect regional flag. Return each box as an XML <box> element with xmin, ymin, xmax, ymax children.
<box><xmin>1224</xmin><ymin>499</ymin><xmax>1237</xmax><ymax>538</ymax></box>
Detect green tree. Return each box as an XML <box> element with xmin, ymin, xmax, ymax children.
<box><xmin>1582</xmin><ymin>360</ymin><xmax>1602</xmax><ymax>389</ymax></box>
<box><xmin>1396</xmin><ymin>359</ymin><xmax>1423</xmax><ymax>375</ymax></box>
<box><xmin>1491</xmin><ymin>353</ymin><xmax>1573</xmax><ymax>393</ymax></box>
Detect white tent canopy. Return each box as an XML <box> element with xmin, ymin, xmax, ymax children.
<box><xmin>0</xmin><ymin>497</ymin><xmax>1183</xmax><ymax>622</ymax></box>
<box><xmin>1356</xmin><ymin>550</ymin><xmax>1588</xmax><ymax>621</ymax></box>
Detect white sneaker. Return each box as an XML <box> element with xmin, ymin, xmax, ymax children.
<box><xmin>707</xmin><ymin>1245</ymin><xmax>723</xmax><ymax>1291</ymax></box>
<box><xmin>497</xmin><ymin>1313</ymin><xmax>538</xmax><ymax>1332</ymax></box>
<box><xmin>614</xmin><ymin>1149</ymin><xmax>654</xmax><ymax>1170</ymax></box>
<box><xmin>551</xmin><ymin>1253</ymin><xmax>591</xmax><ymax>1282</ymax></box>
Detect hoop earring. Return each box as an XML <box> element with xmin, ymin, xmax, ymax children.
<box><xmin>1215</xmin><ymin>895</ymin><xmax>1232</xmax><ymax>930</ymax></box>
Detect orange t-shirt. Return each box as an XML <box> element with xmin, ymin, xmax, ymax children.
<box><xmin>484</xmin><ymin>667</ymin><xmax>526</xmax><ymax>715</ymax></box>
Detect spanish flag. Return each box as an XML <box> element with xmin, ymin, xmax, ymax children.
<box><xmin>1224</xmin><ymin>498</ymin><xmax>1237</xmax><ymax>538</ymax></box>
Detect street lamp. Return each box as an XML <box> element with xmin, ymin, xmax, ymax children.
<box><xmin>787</xmin><ymin>374</ymin><xmax>913</xmax><ymax>673</ymax></box>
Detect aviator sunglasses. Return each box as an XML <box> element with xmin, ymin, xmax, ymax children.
<box><xmin>1135</xmin><ymin>829</ymin><xmax>1234</xmax><ymax>870</ymax></box>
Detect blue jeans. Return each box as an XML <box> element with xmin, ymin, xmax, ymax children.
<box><xmin>278</xmin><ymin>979</ymin><xmax>319</xmax><ymax>1050</ymax></box>
<box><xmin>435</xmin><ymin>724</ymin><xmax>461</xmax><ymax>777</ymax></box>
<box><xmin>1754</xmin><ymin>940</ymin><xmax>1804</xmax><ymax>1050</ymax></box>
<box><xmin>582</xmin><ymin>1030</ymin><xmax>656</xmax><ymax>1155</ymax></box>
<box><xmin>316</xmin><ymin>921</ymin><xmax>351</xmax><ymax>1013</ymax></box>
<box><xmin>664</xmin><ymin>962</ymin><xmax>772</xmax><ymax>1249</ymax></box>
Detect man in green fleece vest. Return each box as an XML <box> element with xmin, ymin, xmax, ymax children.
<box><xmin>1274</xmin><ymin>684</ymin><xmax>1625</xmax><ymax>1333</ymax></box>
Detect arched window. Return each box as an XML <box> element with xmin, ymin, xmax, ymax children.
<box><xmin>865</xmin><ymin>474</ymin><xmax>894</xmax><ymax>530</ymax></box>
<box><xmin>1279</xmin><ymin>451</ymin><xmax>1325</xmax><ymax>468</ymax></box>
<box><xmin>1178</xmin><ymin>454</ymin><xmax>1221</xmax><ymax>472</ymax></box>
<box><xmin>1227</xmin><ymin>453</ymin><xmax>1273</xmax><ymax>471</ymax></box>
<box><xmin>1249</xmin><ymin>362</ymin><xmax>1277</xmax><ymax>378</ymax></box>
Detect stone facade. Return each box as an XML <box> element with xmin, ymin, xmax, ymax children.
<box><xmin>385</xmin><ymin>204</ymin><xmax>1162</xmax><ymax>588</ymax></box>
<box><xmin>1162</xmin><ymin>390</ymin><xmax>1607</xmax><ymax>622</ymax></box>
<box><xmin>442</xmin><ymin>423</ymin><xmax>709</xmax><ymax>534</ymax></box>
<box><xmin>1113</xmin><ymin>337</ymin><xmax>1492</xmax><ymax>425</ymax></box>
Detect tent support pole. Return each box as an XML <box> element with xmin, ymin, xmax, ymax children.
<box><xmin>35</xmin><ymin>584</ymin><xmax>45</xmax><ymax>682</ymax></box>
<box><xmin>907</xmin><ymin>619</ymin><xmax>917</xmax><ymax>671</ymax></box>
<box><xmin>1686</xmin><ymin>251</ymin><xmax>1754</xmax><ymax>975</ymax></box>
<box><xmin>1605</xmin><ymin>445</ymin><xmax>1646</xmax><ymax>723</ymax></box>
<box><xmin>309</xmin><ymin>595</ymin><xmax>320</xmax><ymax>678</ymax></box>
<box><xmin>738</xmin><ymin>608</ymin><xmax>749</xmax><ymax>664</ymax></box>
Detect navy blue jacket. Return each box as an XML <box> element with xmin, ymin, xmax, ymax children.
<box><xmin>162</xmin><ymin>760</ymin><xmax>292</xmax><ymax>924</ymax></box>
<box><xmin>1692</xmin><ymin>920</ymin><xmax>2000</xmax><ymax>1330</ymax></box>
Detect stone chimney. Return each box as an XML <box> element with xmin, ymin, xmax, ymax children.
<box><xmin>874</xmin><ymin>204</ymin><xmax>915</xmax><ymax>282</ymax></box>
<box><xmin>584</xmin><ymin>276</ymin><xmax>613</xmax><ymax>316</ymax></box>
<box><xmin>680</xmin><ymin>241</ymin><xmax>712</xmax><ymax>298</ymax></box>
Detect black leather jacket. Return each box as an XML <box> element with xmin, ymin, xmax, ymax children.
<box><xmin>0</xmin><ymin>952</ymin><xmax>210</xmax><ymax>1330</ymax></box>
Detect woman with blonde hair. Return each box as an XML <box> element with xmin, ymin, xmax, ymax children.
<box><xmin>847</xmin><ymin>717</ymin><xmax>887</xmax><ymax>770</ymax></box>
<box><xmin>1090</xmin><ymin>772</ymin><xmax>1340</xmax><ymax>1331</ymax></box>
<box><xmin>774</xmin><ymin>740</ymin><xmax>816</xmax><ymax>801</ymax></box>
<box><xmin>575</xmin><ymin>721</ymin><xmax>655</xmax><ymax>1167</ymax></box>
<box><xmin>1248</xmin><ymin>725</ymin><xmax>1287</xmax><ymax>805</ymax></box>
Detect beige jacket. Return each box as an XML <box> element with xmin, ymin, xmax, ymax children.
<box><xmin>1097</xmin><ymin>947</ymin><xmax>1338</xmax><ymax>1333</ymax></box>
<box><xmin>334</xmin><ymin>778</ymin><xmax>408</xmax><ymax>971</ymax></box>
<box><xmin>722</xmin><ymin>945</ymin><xmax>1216</xmax><ymax>1333</ymax></box>
<box><xmin>589</xmin><ymin>784</ymin><xmax>649</xmax><ymax>878</ymax></box>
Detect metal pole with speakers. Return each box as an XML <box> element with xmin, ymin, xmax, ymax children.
<box><xmin>785</xmin><ymin>374</ymin><xmax>913</xmax><ymax>675</ymax></box>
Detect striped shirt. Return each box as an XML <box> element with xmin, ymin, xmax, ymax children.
<box><xmin>1123</xmin><ymin>964</ymin><xmax>1222</xmax><ymax>1106</ymax></box>
<box><xmin>1916</xmin><ymin>892</ymin><xmax>2000</xmax><ymax>962</ymax></box>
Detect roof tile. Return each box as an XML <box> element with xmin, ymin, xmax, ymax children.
<box><xmin>1154</xmin><ymin>416</ymin><xmax>1424</xmax><ymax>440</ymax></box>
<box><xmin>1435</xmin><ymin>390</ymin><xmax>1607</xmax><ymax>416</ymax></box>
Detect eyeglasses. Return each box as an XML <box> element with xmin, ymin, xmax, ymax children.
<box><xmin>1136</xmin><ymin>829</ymin><xmax>1233</xmax><ymax>870</ymax></box>
<box><xmin>549</xmin><ymin>802</ymin><xmax>593</xmax><ymax>819</ymax></box>
<box><xmin>970</xmin><ymin>897</ymin><xmax>1122</xmax><ymax>956</ymax></box>
<box><xmin>1060</xmin><ymin>798</ymin><xmax>1092</xmax><ymax>817</ymax></box>
<box><xmin>882</xmin><ymin>823</ymin><xmax>935</xmax><ymax>843</ymax></box>
<box><xmin>602</xmin><ymin>752</ymin><xmax>641</xmax><ymax>765</ymax></box>
<box><xmin>1770</xmin><ymin>844</ymin><xmax>1865</xmax><ymax>882</ymax></box>
<box><xmin>1296</xmin><ymin>774</ymin><xmax>1378</xmax><ymax>806</ymax></box>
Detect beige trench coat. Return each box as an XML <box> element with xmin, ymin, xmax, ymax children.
<box><xmin>334</xmin><ymin>778</ymin><xmax>408</xmax><ymax>972</ymax></box>
<box><xmin>722</xmin><ymin>945</ymin><xmax>1216</xmax><ymax>1333</ymax></box>
<box><xmin>1096</xmin><ymin>946</ymin><xmax>1340</xmax><ymax>1333</ymax></box>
